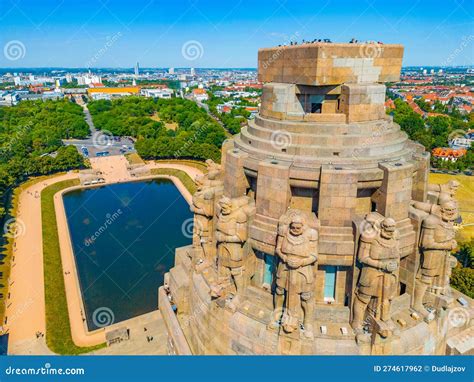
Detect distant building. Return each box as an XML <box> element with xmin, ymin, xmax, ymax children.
<box><xmin>87</xmin><ymin>86</ymin><xmax>140</xmax><ymax>100</ymax></box>
<box><xmin>77</xmin><ymin>74</ymin><xmax>102</xmax><ymax>86</ymax></box>
<box><xmin>140</xmin><ymin>88</ymin><xmax>173</xmax><ymax>99</ymax></box>
<box><xmin>192</xmin><ymin>88</ymin><xmax>208</xmax><ymax>102</ymax></box>
<box><xmin>432</xmin><ymin>147</ymin><xmax>467</xmax><ymax>161</ymax></box>
<box><xmin>450</xmin><ymin>136</ymin><xmax>473</xmax><ymax>150</ymax></box>
<box><xmin>169</xmin><ymin>67</ymin><xmax>175</xmax><ymax>75</ymax></box>
<box><xmin>0</xmin><ymin>91</ymin><xmax>19</xmax><ymax>106</ymax></box>
<box><xmin>134</xmin><ymin>62</ymin><xmax>140</xmax><ymax>77</ymax></box>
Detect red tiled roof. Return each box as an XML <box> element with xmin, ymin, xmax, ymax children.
<box><xmin>432</xmin><ymin>148</ymin><xmax>467</xmax><ymax>158</ymax></box>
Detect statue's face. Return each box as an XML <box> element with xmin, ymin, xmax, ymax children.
<box><xmin>220</xmin><ymin>201</ymin><xmax>232</xmax><ymax>215</ymax></box>
<box><xmin>441</xmin><ymin>205</ymin><xmax>457</xmax><ymax>222</ymax></box>
<box><xmin>289</xmin><ymin>222</ymin><xmax>304</xmax><ymax>236</ymax></box>
<box><xmin>381</xmin><ymin>222</ymin><xmax>396</xmax><ymax>239</ymax></box>
<box><xmin>449</xmin><ymin>184</ymin><xmax>459</xmax><ymax>196</ymax></box>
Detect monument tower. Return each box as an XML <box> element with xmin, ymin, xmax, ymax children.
<box><xmin>160</xmin><ymin>42</ymin><xmax>472</xmax><ymax>355</ymax></box>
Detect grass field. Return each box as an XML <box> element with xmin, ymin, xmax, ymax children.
<box><xmin>150</xmin><ymin>112</ymin><xmax>178</xmax><ymax>130</ymax></box>
<box><xmin>150</xmin><ymin>168</ymin><xmax>197</xmax><ymax>194</ymax></box>
<box><xmin>125</xmin><ymin>152</ymin><xmax>145</xmax><ymax>165</ymax></box>
<box><xmin>428</xmin><ymin>173</ymin><xmax>474</xmax><ymax>243</ymax></box>
<box><xmin>42</xmin><ymin>179</ymin><xmax>106</xmax><ymax>354</ymax></box>
<box><xmin>153</xmin><ymin>159</ymin><xmax>208</xmax><ymax>173</ymax></box>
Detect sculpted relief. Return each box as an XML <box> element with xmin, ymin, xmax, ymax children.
<box><xmin>211</xmin><ymin>196</ymin><xmax>253</xmax><ymax>310</ymax></box>
<box><xmin>269</xmin><ymin>209</ymin><xmax>319</xmax><ymax>338</ymax></box>
<box><xmin>191</xmin><ymin>160</ymin><xmax>223</xmax><ymax>270</ymax></box>
<box><xmin>413</xmin><ymin>200</ymin><xmax>458</xmax><ymax>317</ymax></box>
<box><xmin>352</xmin><ymin>216</ymin><xmax>400</xmax><ymax>339</ymax></box>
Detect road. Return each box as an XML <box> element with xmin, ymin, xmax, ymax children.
<box><xmin>186</xmin><ymin>95</ymin><xmax>232</xmax><ymax>137</ymax></box>
<box><xmin>63</xmin><ymin>104</ymin><xmax>136</xmax><ymax>158</ymax></box>
<box><xmin>82</xmin><ymin>104</ymin><xmax>97</xmax><ymax>134</ymax></box>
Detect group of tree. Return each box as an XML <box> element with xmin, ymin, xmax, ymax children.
<box><xmin>390</xmin><ymin>98</ymin><xmax>473</xmax><ymax>171</ymax></box>
<box><xmin>451</xmin><ymin>239</ymin><xmax>474</xmax><ymax>298</ymax></box>
<box><xmin>88</xmin><ymin>97</ymin><xmax>227</xmax><ymax>163</ymax></box>
<box><xmin>206</xmin><ymin>94</ymin><xmax>255</xmax><ymax>135</ymax></box>
<box><xmin>0</xmin><ymin>99</ymin><xmax>88</xmax><ymax>220</ymax></box>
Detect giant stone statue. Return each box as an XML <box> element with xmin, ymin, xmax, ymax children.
<box><xmin>352</xmin><ymin>217</ymin><xmax>400</xmax><ymax>339</ymax></box>
<box><xmin>270</xmin><ymin>210</ymin><xmax>319</xmax><ymax>338</ymax></box>
<box><xmin>413</xmin><ymin>200</ymin><xmax>458</xmax><ymax>318</ymax></box>
<box><xmin>211</xmin><ymin>196</ymin><xmax>251</xmax><ymax>309</ymax></box>
<box><xmin>190</xmin><ymin>161</ymin><xmax>223</xmax><ymax>270</ymax></box>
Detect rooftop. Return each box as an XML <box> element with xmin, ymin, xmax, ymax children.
<box><xmin>258</xmin><ymin>42</ymin><xmax>404</xmax><ymax>85</ymax></box>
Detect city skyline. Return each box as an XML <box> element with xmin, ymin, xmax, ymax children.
<box><xmin>1</xmin><ymin>0</ymin><xmax>473</xmax><ymax>68</ymax></box>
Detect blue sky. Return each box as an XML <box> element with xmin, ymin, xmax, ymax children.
<box><xmin>0</xmin><ymin>0</ymin><xmax>473</xmax><ymax>68</ymax></box>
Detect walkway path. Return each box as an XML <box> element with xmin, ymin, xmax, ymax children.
<box><xmin>82</xmin><ymin>104</ymin><xmax>97</xmax><ymax>135</ymax></box>
<box><xmin>5</xmin><ymin>172</ymin><xmax>77</xmax><ymax>355</ymax></box>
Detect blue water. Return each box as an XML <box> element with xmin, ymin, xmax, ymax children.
<box><xmin>62</xmin><ymin>179</ymin><xmax>191</xmax><ymax>330</ymax></box>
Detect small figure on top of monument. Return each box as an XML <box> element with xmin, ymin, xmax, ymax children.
<box><xmin>269</xmin><ymin>209</ymin><xmax>319</xmax><ymax>338</ymax></box>
<box><xmin>413</xmin><ymin>200</ymin><xmax>458</xmax><ymax>318</ymax></box>
<box><xmin>352</xmin><ymin>217</ymin><xmax>400</xmax><ymax>339</ymax></box>
<box><xmin>211</xmin><ymin>196</ymin><xmax>251</xmax><ymax>310</ymax></box>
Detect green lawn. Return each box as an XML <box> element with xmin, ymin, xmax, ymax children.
<box><xmin>125</xmin><ymin>152</ymin><xmax>145</xmax><ymax>165</ymax></box>
<box><xmin>150</xmin><ymin>168</ymin><xmax>197</xmax><ymax>194</ymax></box>
<box><xmin>153</xmin><ymin>158</ymin><xmax>208</xmax><ymax>173</ymax></box>
<box><xmin>41</xmin><ymin>179</ymin><xmax>106</xmax><ymax>354</ymax></box>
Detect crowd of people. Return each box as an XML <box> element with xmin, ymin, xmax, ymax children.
<box><xmin>279</xmin><ymin>38</ymin><xmax>384</xmax><ymax>47</ymax></box>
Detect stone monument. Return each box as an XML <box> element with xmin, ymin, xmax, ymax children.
<box><xmin>160</xmin><ymin>42</ymin><xmax>472</xmax><ymax>355</ymax></box>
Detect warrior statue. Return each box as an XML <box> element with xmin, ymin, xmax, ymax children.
<box><xmin>270</xmin><ymin>210</ymin><xmax>318</xmax><ymax>338</ymax></box>
<box><xmin>211</xmin><ymin>196</ymin><xmax>250</xmax><ymax>309</ymax></box>
<box><xmin>413</xmin><ymin>200</ymin><xmax>458</xmax><ymax>317</ymax></box>
<box><xmin>427</xmin><ymin>180</ymin><xmax>459</xmax><ymax>205</ymax></box>
<box><xmin>190</xmin><ymin>174</ymin><xmax>222</xmax><ymax>269</ymax></box>
<box><xmin>205</xmin><ymin>159</ymin><xmax>222</xmax><ymax>181</ymax></box>
<box><xmin>413</xmin><ymin>179</ymin><xmax>459</xmax><ymax>218</ymax></box>
<box><xmin>352</xmin><ymin>217</ymin><xmax>399</xmax><ymax>338</ymax></box>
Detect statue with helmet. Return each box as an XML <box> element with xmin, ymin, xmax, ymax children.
<box><xmin>413</xmin><ymin>200</ymin><xmax>458</xmax><ymax>318</ymax></box>
<box><xmin>269</xmin><ymin>209</ymin><xmax>319</xmax><ymax>338</ymax></box>
<box><xmin>211</xmin><ymin>195</ymin><xmax>253</xmax><ymax>310</ymax></box>
<box><xmin>352</xmin><ymin>217</ymin><xmax>400</xmax><ymax>339</ymax></box>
